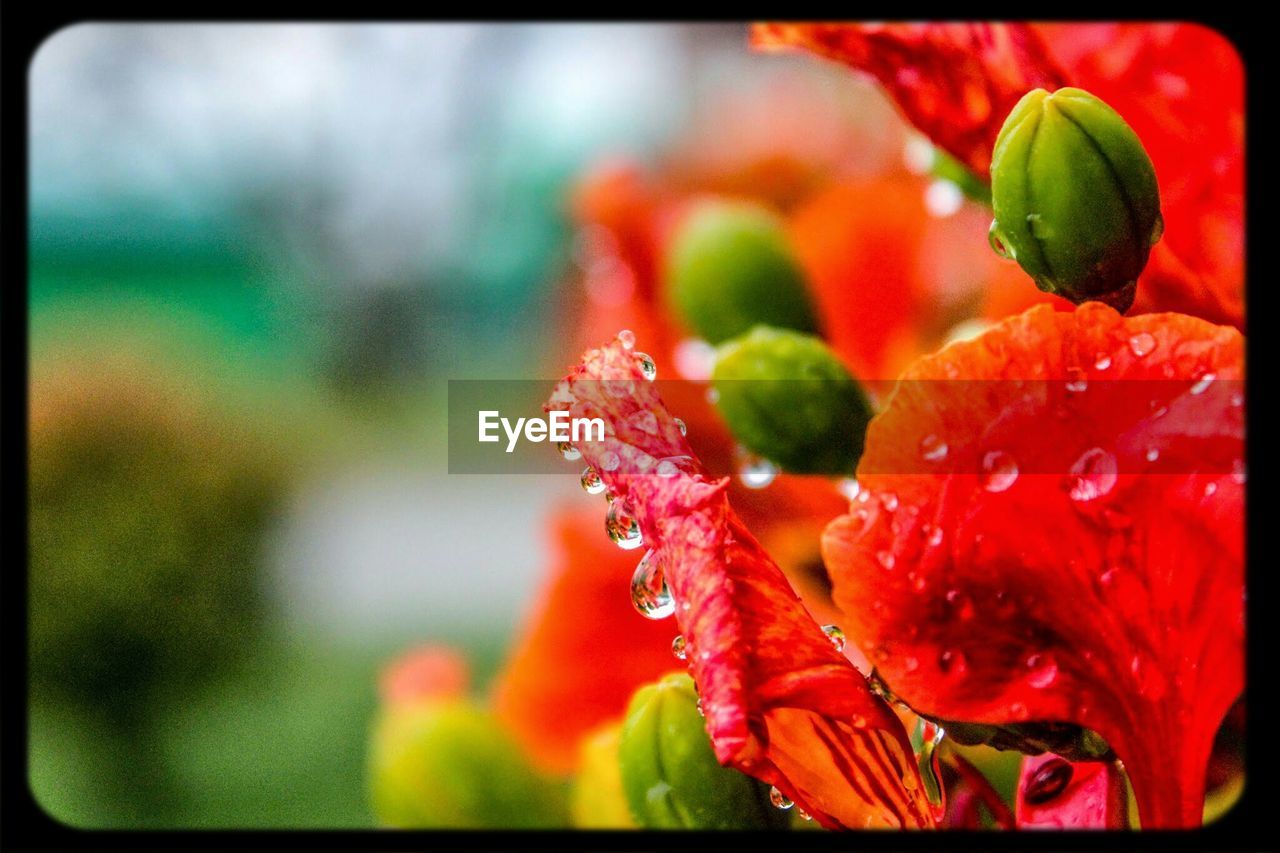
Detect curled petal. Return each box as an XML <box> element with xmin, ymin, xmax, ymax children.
<box><xmin>546</xmin><ymin>338</ymin><xmax>934</xmax><ymax>828</ymax></box>
<box><xmin>751</xmin><ymin>22</ymin><xmax>1067</xmax><ymax>176</ymax></box>
<box><xmin>822</xmin><ymin>303</ymin><xmax>1243</xmax><ymax>828</ymax></box>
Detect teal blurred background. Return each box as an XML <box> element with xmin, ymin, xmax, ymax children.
<box><xmin>27</xmin><ymin>22</ymin><xmax>778</xmax><ymax>827</ymax></box>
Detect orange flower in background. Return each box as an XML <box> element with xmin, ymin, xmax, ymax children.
<box><xmin>491</xmin><ymin>505</ymin><xmax>678</xmax><ymax>774</ymax></box>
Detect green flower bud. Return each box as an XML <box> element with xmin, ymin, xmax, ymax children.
<box><xmin>368</xmin><ymin>698</ymin><xmax>567</xmax><ymax>828</ymax></box>
<box><xmin>711</xmin><ymin>325</ymin><xmax>872</xmax><ymax>475</ymax></box>
<box><xmin>989</xmin><ymin>87</ymin><xmax>1162</xmax><ymax>312</ymax></box>
<box><xmin>569</xmin><ymin>722</ymin><xmax>635</xmax><ymax>828</ymax></box>
<box><xmin>617</xmin><ymin>672</ymin><xmax>787</xmax><ymax>829</ymax></box>
<box><xmin>664</xmin><ymin>200</ymin><xmax>820</xmax><ymax>345</ymax></box>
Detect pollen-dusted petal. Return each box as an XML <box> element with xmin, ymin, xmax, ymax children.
<box><xmin>822</xmin><ymin>303</ymin><xmax>1243</xmax><ymax>828</ymax></box>
<box><xmin>751</xmin><ymin>23</ymin><xmax>1067</xmax><ymax>176</ymax></box>
<box><xmin>491</xmin><ymin>505</ymin><xmax>679</xmax><ymax>774</ymax></box>
<box><xmin>546</xmin><ymin>337</ymin><xmax>934</xmax><ymax>829</ymax></box>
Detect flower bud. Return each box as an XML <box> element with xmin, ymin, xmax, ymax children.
<box><xmin>569</xmin><ymin>721</ymin><xmax>635</xmax><ymax>828</ymax></box>
<box><xmin>368</xmin><ymin>698</ymin><xmax>567</xmax><ymax>828</ymax></box>
<box><xmin>664</xmin><ymin>200</ymin><xmax>820</xmax><ymax>344</ymax></box>
<box><xmin>989</xmin><ymin>87</ymin><xmax>1162</xmax><ymax>312</ymax></box>
<box><xmin>617</xmin><ymin>672</ymin><xmax>787</xmax><ymax>828</ymax></box>
<box><xmin>711</xmin><ymin>325</ymin><xmax>872</xmax><ymax>475</ymax></box>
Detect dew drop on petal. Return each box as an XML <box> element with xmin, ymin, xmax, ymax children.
<box><xmin>798</xmin><ymin>809</ymin><xmax>813</xmax><ymax>822</ymax></box>
<box><xmin>1093</xmin><ymin>353</ymin><xmax>1112</xmax><ymax>371</ymax></box>
<box><xmin>988</xmin><ymin>221</ymin><xmax>1014</xmax><ymax>259</ymax></box>
<box><xmin>1065</xmin><ymin>367</ymin><xmax>1088</xmax><ymax>394</ymax></box>
<box><xmin>821</xmin><ymin>624</ymin><xmax>846</xmax><ymax>652</ymax></box>
<box><xmin>630</xmin><ymin>549</ymin><xmax>673</xmax><ymax>618</ymax></box>
<box><xmin>877</xmin><ymin>550</ymin><xmax>896</xmax><ymax>571</ymax></box>
<box><xmin>580</xmin><ymin>466</ymin><xmax>605</xmax><ymax>495</ymax></box>
<box><xmin>634</xmin><ymin>352</ymin><xmax>657</xmax><ymax>381</ymax></box>
<box><xmin>919</xmin><ymin>434</ymin><xmax>949</xmax><ymax>463</ymax></box>
<box><xmin>600</xmin><ymin>451</ymin><xmax>621</xmax><ymax>472</ymax></box>
<box><xmin>671</xmin><ymin>634</ymin><xmax>687</xmax><ymax>661</ymax></box>
<box><xmin>674</xmin><ymin>417</ymin><xmax>687</xmax><ymax>436</ymax></box>
<box><xmin>1067</xmin><ymin>447</ymin><xmax>1118</xmax><ymax>502</ymax></box>
<box><xmin>882</xmin><ymin>492</ymin><xmax>900</xmax><ymax>512</ymax></box>
<box><xmin>1145</xmin><ymin>447</ymin><xmax>1160</xmax><ymax>463</ymax></box>
<box><xmin>696</xmin><ymin>697</ymin><xmax>705</xmax><ymax>717</ymax></box>
<box><xmin>617</xmin><ymin>329</ymin><xmax>636</xmax><ymax>350</ymax></box>
<box><xmin>558</xmin><ymin>441</ymin><xmax>582</xmax><ymax>461</ymax></box>
<box><xmin>607</xmin><ymin>500</ymin><xmax>644</xmax><ymax>550</ymax></box>
<box><xmin>1128</xmin><ymin>332</ymin><xmax>1157</xmax><ymax>358</ymax></box>
<box><xmin>737</xmin><ymin>452</ymin><xmax>777</xmax><ymax>489</ymax></box>
<box><xmin>1231</xmin><ymin>459</ymin><xmax>1246</xmax><ymax>484</ymax></box>
<box><xmin>1026</xmin><ymin>653</ymin><xmax>1059</xmax><ymax>689</ymax></box>
<box><xmin>1190</xmin><ymin>372</ymin><xmax>1216</xmax><ymax>395</ymax></box>
<box><xmin>1204</xmin><ymin>481</ymin><xmax>1219</xmax><ymax>498</ymax></box>
<box><xmin>924</xmin><ymin>524</ymin><xmax>945</xmax><ymax>548</ymax></box>
<box><xmin>838</xmin><ymin>478</ymin><xmax>861</xmax><ymax>501</ymax></box>
<box><xmin>938</xmin><ymin>649</ymin><xmax>966</xmax><ymax>675</ymax></box>
<box><xmin>769</xmin><ymin>786</ymin><xmax>794</xmax><ymax>810</ymax></box>
<box><xmin>981</xmin><ymin>451</ymin><xmax>1019</xmax><ymax>493</ymax></box>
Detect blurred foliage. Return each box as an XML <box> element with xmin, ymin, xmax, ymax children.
<box><xmin>29</xmin><ymin>356</ymin><xmax>287</xmax><ymax>714</ymax></box>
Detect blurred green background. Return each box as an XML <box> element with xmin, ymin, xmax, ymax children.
<box><xmin>27</xmin><ymin>22</ymin><xmax>774</xmax><ymax>827</ymax></box>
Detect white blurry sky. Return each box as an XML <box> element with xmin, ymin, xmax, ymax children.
<box><xmin>29</xmin><ymin>23</ymin><xmax>771</xmax><ymax>645</ymax></box>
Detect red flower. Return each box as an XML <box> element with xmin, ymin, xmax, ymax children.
<box><xmin>491</xmin><ymin>505</ymin><xmax>678</xmax><ymax>774</ymax></box>
<box><xmin>545</xmin><ymin>337</ymin><xmax>934</xmax><ymax>829</ymax></box>
<box><xmin>751</xmin><ymin>22</ymin><xmax>1244</xmax><ymax>329</ymax></box>
<box><xmin>822</xmin><ymin>303</ymin><xmax>1244</xmax><ymax>827</ymax></box>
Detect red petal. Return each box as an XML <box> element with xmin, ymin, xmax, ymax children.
<box><xmin>822</xmin><ymin>303</ymin><xmax>1243</xmax><ymax>827</ymax></box>
<box><xmin>379</xmin><ymin>645</ymin><xmax>470</xmax><ymax>706</ymax></box>
<box><xmin>751</xmin><ymin>23</ymin><xmax>1066</xmax><ymax>177</ymax></box>
<box><xmin>546</xmin><ymin>338</ymin><xmax>934</xmax><ymax>828</ymax></box>
<box><xmin>1015</xmin><ymin>754</ymin><xmax>1128</xmax><ymax>829</ymax></box>
<box><xmin>491</xmin><ymin>505</ymin><xmax>679</xmax><ymax>774</ymax></box>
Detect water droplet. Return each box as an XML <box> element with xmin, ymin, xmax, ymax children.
<box><xmin>882</xmin><ymin>492</ymin><xmax>900</xmax><ymax>511</ymax></box>
<box><xmin>1145</xmin><ymin>447</ymin><xmax>1160</xmax><ymax>463</ymax></box>
<box><xmin>617</xmin><ymin>329</ymin><xmax>636</xmax><ymax>350</ymax></box>
<box><xmin>1093</xmin><ymin>353</ymin><xmax>1112</xmax><ymax>371</ymax></box>
<box><xmin>1067</xmin><ymin>447</ymin><xmax>1117</xmax><ymax>502</ymax></box>
<box><xmin>607</xmin><ymin>500</ymin><xmax>644</xmax><ymax>550</ymax></box>
<box><xmin>1128</xmin><ymin>332</ymin><xmax>1157</xmax><ymax>358</ymax></box>
<box><xmin>635</xmin><ymin>352</ymin><xmax>657</xmax><ymax>381</ymax></box>
<box><xmin>876</xmin><ymin>550</ymin><xmax>896</xmax><ymax>570</ymax></box>
<box><xmin>1190</xmin><ymin>372</ymin><xmax>1216</xmax><ymax>395</ymax></box>
<box><xmin>655</xmin><ymin>455</ymin><xmax>696</xmax><ymax>479</ymax></box>
<box><xmin>630</xmin><ymin>549</ymin><xmax>673</xmax><ymax>618</ymax></box>
<box><xmin>838</xmin><ymin>478</ymin><xmax>861</xmax><ymax>501</ymax></box>
<box><xmin>1231</xmin><ymin>458</ymin><xmax>1246</xmax><ymax>484</ymax></box>
<box><xmin>674</xmin><ymin>417</ymin><xmax>687</xmax><ymax>436</ymax></box>
<box><xmin>797</xmin><ymin>809</ymin><xmax>813</xmax><ymax>822</ymax></box>
<box><xmin>769</xmin><ymin>786</ymin><xmax>794</xmax><ymax>810</ymax></box>
<box><xmin>981</xmin><ymin>451</ymin><xmax>1019</xmax><ymax>493</ymax></box>
<box><xmin>904</xmin><ymin>656</ymin><xmax>920</xmax><ymax>673</ymax></box>
<box><xmin>822</xmin><ymin>624</ymin><xmax>846</xmax><ymax>652</ymax></box>
<box><xmin>919</xmin><ymin>434</ymin><xmax>949</xmax><ymax>463</ymax></box>
<box><xmin>671</xmin><ymin>634</ymin><xmax>687</xmax><ymax>660</ymax></box>
<box><xmin>580</xmin><ymin>466</ymin><xmax>605</xmax><ymax>495</ymax></box>
<box><xmin>1023</xmin><ymin>758</ymin><xmax>1073</xmax><ymax>804</ymax></box>
<box><xmin>600</xmin><ymin>451</ymin><xmax>621</xmax><ymax>472</ymax></box>
<box><xmin>737</xmin><ymin>452</ymin><xmax>778</xmax><ymax>489</ymax></box>
<box><xmin>1025</xmin><ymin>654</ymin><xmax>1059</xmax><ymax>688</ymax></box>
<box><xmin>938</xmin><ymin>649</ymin><xmax>966</xmax><ymax>675</ymax></box>
<box><xmin>914</xmin><ymin>718</ymin><xmax>947</xmax><ymax>809</ymax></box>
<box><xmin>923</xmin><ymin>524</ymin><xmax>944</xmax><ymax>548</ymax></box>
<box><xmin>558</xmin><ymin>441</ymin><xmax>582</xmax><ymax>461</ymax></box>
<box><xmin>1204</xmin><ymin>481</ymin><xmax>1218</xmax><ymax>498</ymax></box>
<box><xmin>629</xmin><ymin>410</ymin><xmax>660</xmax><ymax>435</ymax></box>
<box><xmin>1065</xmin><ymin>367</ymin><xmax>1088</xmax><ymax>393</ymax></box>
<box><xmin>695</xmin><ymin>697</ymin><xmax>705</xmax><ymax>717</ymax></box>
<box><xmin>988</xmin><ymin>221</ymin><xmax>1014</xmax><ymax>259</ymax></box>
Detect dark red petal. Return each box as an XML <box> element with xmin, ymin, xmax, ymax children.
<box><xmin>1015</xmin><ymin>754</ymin><xmax>1128</xmax><ymax>829</ymax></box>
<box><xmin>546</xmin><ymin>338</ymin><xmax>934</xmax><ymax>828</ymax></box>
<box><xmin>822</xmin><ymin>303</ymin><xmax>1243</xmax><ymax>828</ymax></box>
<box><xmin>491</xmin><ymin>505</ymin><xmax>679</xmax><ymax>773</ymax></box>
<box><xmin>750</xmin><ymin>23</ymin><xmax>1067</xmax><ymax>177</ymax></box>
